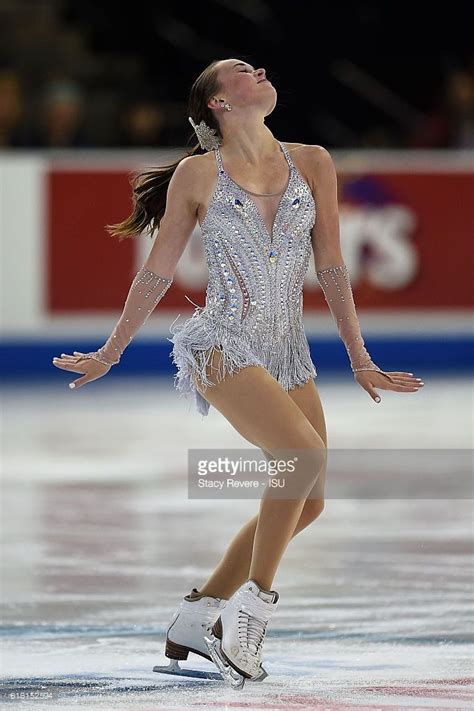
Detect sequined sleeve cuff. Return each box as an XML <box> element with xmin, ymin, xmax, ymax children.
<box><xmin>316</xmin><ymin>264</ymin><xmax>382</xmax><ymax>373</ymax></box>
<box><xmin>82</xmin><ymin>266</ymin><xmax>173</xmax><ymax>366</ymax></box>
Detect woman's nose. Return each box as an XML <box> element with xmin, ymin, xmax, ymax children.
<box><xmin>256</xmin><ymin>68</ymin><xmax>266</xmax><ymax>81</ymax></box>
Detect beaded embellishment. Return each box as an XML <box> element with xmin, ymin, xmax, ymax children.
<box><xmin>221</xmin><ymin>143</ymin><xmax>300</xmax><ymax>265</ymax></box>
<box><xmin>315</xmin><ymin>264</ymin><xmax>382</xmax><ymax>373</ymax></box>
<box><xmin>81</xmin><ymin>266</ymin><xmax>172</xmax><ymax>366</ymax></box>
<box><xmin>168</xmin><ymin>140</ymin><xmax>319</xmax><ymax>416</ymax></box>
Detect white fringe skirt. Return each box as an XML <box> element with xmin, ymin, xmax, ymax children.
<box><xmin>167</xmin><ymin>306</ymin><xmax>317</xmax><ymax>418</ymax></box>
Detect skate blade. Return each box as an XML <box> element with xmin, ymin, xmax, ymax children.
<box><xmin>152</xmin><ymin>659</ymin><xmax>223</xmax><ymax>680</ymax></box>
<box><xmin>204</xmin><ymin>635</ymin><xmax>246</xmax><ymax>690</ymax></box>
<box><xmin>253</xmin><ymin>666</ymin><xmax>268</xmax><ymax>682</ymax></box>
<box><xmin>203</xmin><ymin>636</ymin><xmax>269</xmax><ymax>685</ymax></box>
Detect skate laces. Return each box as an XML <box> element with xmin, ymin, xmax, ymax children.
<box><xmin>234</xmin><ymin>590</ymin><xmax>276</xmax><ymax>655</ymax></box>
<box><xmin>238</xmin><ymin>605</ymin><xmax>268</xmax><ymax>654</ymax></box>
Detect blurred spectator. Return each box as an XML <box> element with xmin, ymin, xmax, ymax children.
<box><xmin>116</xmin><ymin>94</ymin><xmax>166</xmax><ymax>147</ymax></box>
<box><xmin>0</xmin><ymin>69</ymin><xmax>30</xmax><ymax>147</ymax></box>
<box><xmin>1</xmin><ymin>0</ymin><xmax>472</xmax><ymax>151</ymax></box>
<box><xmin>409</xmin><ymin>69</ymin><xmax>474</xmax><ymax>148</ymax></box>
<box><xmin>28</xmin><ymin>78</ymin><xmax>88</xmax><ymax>148</ymax></box>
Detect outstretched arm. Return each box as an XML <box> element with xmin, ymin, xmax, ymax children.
<box><xmin>83</xmin><ymin>155</ymin><xmax>200</xmax><ymax>366</ymax></box>
<box><xmin>307</xmin><ymin>145</ymin><xmax>423</xmax><ymax>401</ymax></box>
<box><xmin>53</xmin><ymin>155</ymin><xmax>200</xmax><ymax>385</ymax></box>
<box><xmin>80</xmin><ymin>267</ymin><xmax>173</xmax><ymax>366</ymax></box>
<box><xmin>308</xmin><ymin>145</ymin><xmax>381</xmax><ymax>373</ymax></box>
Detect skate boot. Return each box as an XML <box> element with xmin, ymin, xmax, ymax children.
<box><xmin>153</xmin><ymin>588</ymin><xmax>227</xmax><ymax>678</ymax></box>
<box><xmin>205</xmin><ymin>579</ymin><xmax>279</xmax><ymax>689</ymax></box>
<box><xmin>153</xmin><ymin>587</ymin><xmax>270</xmax><ymax>682</ymax></box>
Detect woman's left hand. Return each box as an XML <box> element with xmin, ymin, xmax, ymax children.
<box><xmin>354</xmin><ymin>370</ymin><xmax>424</xmax><ymax>404</ymax></box>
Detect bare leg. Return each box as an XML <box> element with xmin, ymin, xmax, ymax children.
<box><xmin>198</xmin><ymin>500</ymin><xmax>324</xmax><ymax>599</ymax></box>
<box><xmin>193</xmin><ymin>350</ymin><xmax>327</xmax><ymax>597</ymax></box>
<box><xmin>198</xmin><ymin>514</ymin><xmax>260</xmax><ymax>600</ymax></box>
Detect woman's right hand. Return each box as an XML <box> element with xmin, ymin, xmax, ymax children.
<box><xmin>52</xmin><ymin>351</ymin><xmax>111</xmax><ymax>389</ymax></box>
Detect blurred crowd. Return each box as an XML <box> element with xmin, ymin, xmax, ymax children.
<box><xmin>0</xmin><ymin>71</ymin><xmax>176</xmax><ymax>149</ymax></box>
<box><xmin>0</xmin><ymin>1</ymin><xmax>473</xmax><ymax>150</ymax></box>
<box><xmin>406</xmin><ymin>68</ymin><xmax>474</xmax><ymax>149</ymax></box>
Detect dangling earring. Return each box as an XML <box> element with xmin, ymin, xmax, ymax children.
<box><xmin>218</xmin><ymin>99</ymin><xmax>232</xmax><ymax>112</ymax></box>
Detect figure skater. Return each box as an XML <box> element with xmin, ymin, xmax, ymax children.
<box><xmin>52</xmin><ymin>58</ymin><xmax>424</xmax><ymax>688</ymax></box>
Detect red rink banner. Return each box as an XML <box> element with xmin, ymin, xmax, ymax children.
<box><xmin>47</xmin><ymin>163</ymin><xmax>474</xmax><ymax>314</ymax></box>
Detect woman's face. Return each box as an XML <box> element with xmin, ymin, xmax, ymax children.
<box><xmin>211</xmin><ymin>59</ymin><xmax>277</xmax><ymax>116</ymax></box>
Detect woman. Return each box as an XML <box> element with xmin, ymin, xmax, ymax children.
<box><xmin>52</xmin><ymin>58</ymin><xmax>423</xmax><ymax>687</ymax></box>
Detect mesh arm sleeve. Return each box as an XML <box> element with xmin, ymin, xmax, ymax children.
<box><xmin>81</xmin><ymin>266</ymin><xmax>173</xmax><ymax>366</ymax></box>
<box><xmin>316</xmin><ymin>264</ymin><xmax>382</xmax><ymax>373</ymax></box>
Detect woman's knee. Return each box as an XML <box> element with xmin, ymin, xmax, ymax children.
<box><xmin>302</xmin><ymin>496</ymin><xmax>325</xmax><ymax>523</ymax></box>
<box><xmin>294</xmin><ymin>498</ymin><xmax>324</xmax><ymax>535</ymax></box>
<box><xmin>291</xmin><ymin>497</ymin><xmax>325</xmax><ymax>536</ymax></box>
<box><xmin>265</xmin><ymin>444</ymin><xmax>325</xmax><ymax>501</ymax></box>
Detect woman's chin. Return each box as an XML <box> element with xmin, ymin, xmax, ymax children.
<box><xmin>264</xmin><ymin>99</ymin><xmax>277</xmax><ymax>117</ymax></box>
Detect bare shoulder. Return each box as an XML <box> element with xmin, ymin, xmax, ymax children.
<box><xmin>283</xmin><ymin>142</ymin><xmax>333</xmax><ymax>165</ymax></box>
<box><xmin>175</xmin><ymin>151</ymin><xmax>216</xmax><ymax>178</ymax></box>
<box><xmin>168</xmin><ymin>151</ymin><xmax>215</xmax><ymax>205</ymax></box>
<box><xmin>281</xmin><ymin>143</ymin><xmax>335</xmax><ymax>189</ymax></box>
<box><xmin>180</xmin><ymin>149</ymin><xmax>216</xmax><ymax>180</ymax></box>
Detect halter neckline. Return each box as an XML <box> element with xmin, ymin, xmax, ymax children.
<box><xmin>213</xmin><ymin>140</ymin><xmax>294</xmax><ymax>197</ymax></box>
<box><xmin>244</xmin><ymin>186</ymin><xmax>286</xmax><ymax>197</ymax></box>
<box><xmin>212</xmin><ymin>140</ymin><xmax>295</xmax><ymax>243</ymax></box>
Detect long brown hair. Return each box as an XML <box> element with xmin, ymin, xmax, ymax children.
<box><xmin>106</xmin><ymin>59</ymin><xmax>224</xmax><ymax>241</ymax></box>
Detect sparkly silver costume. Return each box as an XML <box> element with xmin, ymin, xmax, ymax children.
<box><xmin>168</xmin><ymin>141</ymin><xmax>318</xmax><ymax>417</ymax></box>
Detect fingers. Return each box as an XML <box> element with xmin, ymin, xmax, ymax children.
<box><xmin>364</xmin><ymin>382</ymin><xmax>382</xmax><ymax>404</ymax></box>
<box><xmin>377</xmin><ymin>372</ymin><xmax>397</xmax><ymax>385</ymax></box>
<box><xmin>52</xmin><ymin>358</ymin><xmax>86</xmax><ymax>373</ymax></box>
<box><xmin>52</xmin><ymin>359</ymin><xmax>96</xmax><ymax>388</ymax></box>
<box><xmin>52</xmin><ymin>351</ymin><xmax>109</xmax><ymax>389</ymax></box>
<box><xmin>52</xmin><ymin>358</ymin><xmax>89</xmax><ymax>387</ymax></box>
<box><xmin>53</xmin><ymin>351</ymin><xmax>90</xmax><ymax>363</ymax></box>
<box><xmin>378</xmin><ymin>371</ymin><xmax>424</xmax><ymax>392</ymax></box>
<box><xmin>383</xmin><ymin>382</ymin><xmax>423</xmax><ymax>392</ymax></box>
<box><xmin>384</xmin><ymin>371</ymin><xmax>423</xmax><ymax>383</ymax></box>
<box><xmin>356</xmin><ymin>370</ymin><xmax>425</xmax><ymax>403</ymax></box>
<box><xmin>69</xmin><ymin>375</ymin><xmax>94</xmax><ymax>389</ymax></box>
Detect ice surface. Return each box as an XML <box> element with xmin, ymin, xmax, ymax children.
<box><xmin>1</xmin><ymin>375</ymin><xmax>472</xmax><ymax>709</ymax></box>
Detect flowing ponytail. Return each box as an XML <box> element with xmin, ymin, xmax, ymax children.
<box><xmin>106</xmin><ymin>59</ymin><xmax>223</xmax><ymax>241</ymax></box>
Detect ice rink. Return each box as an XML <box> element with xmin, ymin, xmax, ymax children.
<box><xmin>1</xmin><ymin>374</ymin><xmax>472</xmax><ymax>709</ymax></box>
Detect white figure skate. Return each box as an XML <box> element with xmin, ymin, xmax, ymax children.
<box><xmin>204</xmin><ymin>579</ymin><xmax>279</xmax><ymax>689</ymax></box>
<box><xmin>152</xmin><ymin>588</ymin><xmax>269</xmax><ymax>682</ymax></box>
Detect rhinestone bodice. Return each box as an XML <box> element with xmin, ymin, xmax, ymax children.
<box><xmin>168</xmin><ymin>140</ymin><xmax>318</xmax><ymax>417</ymax></box>
<box><xmin>197</xmin><ymin>140</ymin><xmax>316</xmax><ymax>341</ymax></box>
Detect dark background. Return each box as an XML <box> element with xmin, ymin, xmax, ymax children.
<box><xmin>1</xmin><ymin>0</ymin><xmax>473</xmax><ymax>149</ymax></box>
